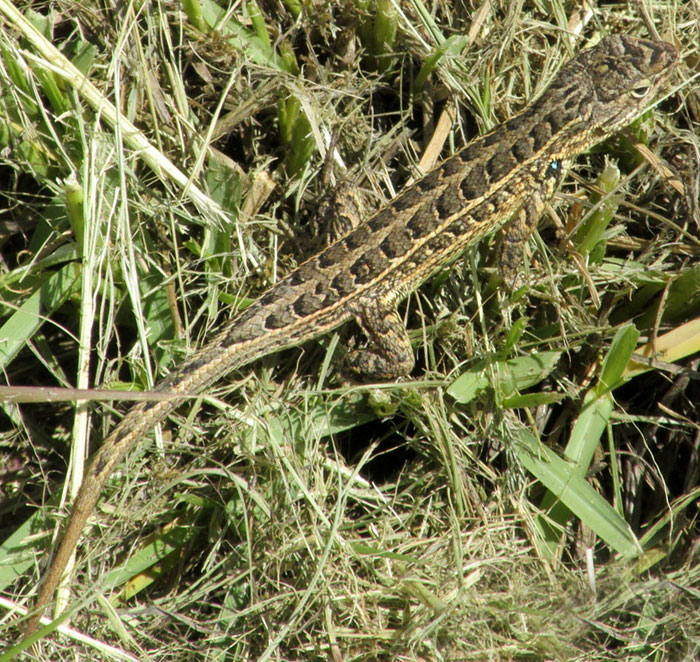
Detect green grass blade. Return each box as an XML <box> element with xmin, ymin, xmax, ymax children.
<box><xmin>0</xmin><ymin>263</ymin><xmax>81</xmax><ymax>370</ymax></box>
<box><xmin>515</xmin><ymin>429</ymin><xmax>641</xmax><ymax>559</ymax></box>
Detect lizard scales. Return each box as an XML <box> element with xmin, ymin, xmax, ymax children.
<box><xmin>23</xmin><ymin>35</ymin><xmax>678</xmax><ymax>637</ymax></box>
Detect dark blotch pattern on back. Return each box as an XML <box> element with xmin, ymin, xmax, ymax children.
<box><xmin>368</xmin><ymin>210</ymin><xmax>392</xmax><ymax>232</ymax></box>
<box><xmin>531</xmin><ymin>123</ymin><xmax>553</xmax><ymax>152</ymax></box>
<box><xmin>467</xmin><ymin>202</ymin><xmax>493</xmax><ymax>224</ymax></box>
<box><xmin>350</xmin><ymin>251</ymin><xmax>386</xmax><ymax>284</ymax></box>
<box><xmin>436</xmin><ymin>189</ymin><xmax>464</xmax><ymax>218</ymax></box>
<box><xmin>331</xmin><ymin>272</ymin><xmax>356</xmax><ymax>296</ymax></box>
<box><xmin>393</xmin><ymin>187</ymin><xmax>424</xmax><ymax>212</ymax></box>
<box><xmin>504</xmin><ymin>114</ymin><xmax>530</xmax><ymax>135</ymax></box>
<box><xmin>440</xmin><ymin>155</ymin><xmax>465</xmax><ymax>177</ymax></box>
<box><xmin>460</xmin><ymin>163</ymin><xmax>489</xmax><ymax>200</ymax></box>
<box><xmin>416</xmin><ymin>170</ymin><xmax>441</xmax><ymax>192</ymax></box>
<box><xmin>406</xmin><ymin>209</ymin><xmax>434</xmax><ymax>240</ymax></box>
<box><xmin>317</xmin><ymin>245</ymin><xmax>341</xmax><ymax>269</ymax></box>
<box><xmin>380</xmin><ymin>228</ymin><xmax>413</xmax><ymax>259</ymax></box>
<box><xmin>445</xmin><ymin>217</ymin><xmax>468</xmax><ymax>237</ymax></box>
<box><xmin>259</xmin><ymin>291</ymin><xmax>277</xmax><ymax>306</ymax></box>
<box><xmin>482</xmin><ymin>131</ymin><xmax>500</xmax><ymax>147</ymax></box>
<box><xmin>545</xmin><ymin>110</ymin><xmax>566</xmax><ymax>133</ymax></box>
<box><xmin>456</xmin><ymin>142</ymin><xmax>481</xmax><ymax>163</ymax></box>
<box><xmin>486</xmin><ymin>151</ymin><xmax>517</xmax><ymax>182</ymax></box>
<box><xmin>343</xmin><ymin>225</ymin><xmax>371</xmax><ymax>251</ymax></box>
<box><xmin>265</xmin><ymin>310</ymin><xmax>290</xmax><ymax>329</ymax></box>
<box><xmin>293</xmin><ymin>260</ymin><xmax>324</xmax><ymax>284</ymax></box>
<box><xmin>511</xmin><ymin>138</ymin><xmax>534</xmax><ymax>162</ymax></box>
<box><xmin>293</xmin><ymin>291</ymin><xmax>326</xmax><ymax>317</ymax></box>
<box><xmin>425</xmin><ymin>231</ymin><xmax>453</xmax><ymax>255</ymax></box>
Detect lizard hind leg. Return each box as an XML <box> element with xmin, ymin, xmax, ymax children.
<box><xmin>345</xmin><ymin>297</ymin><xmax>415</xmax><ymax>381</ymax></box>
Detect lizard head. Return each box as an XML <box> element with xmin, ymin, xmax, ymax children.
<box><xmin>546</xmin><ymin>34</ymin><xmax>679</xmax><ymax>158</ymax></box>
<box><xmin>584</xmin><ymin>35</ymin><xmax>678</xmax><ymax>130</ymax></box>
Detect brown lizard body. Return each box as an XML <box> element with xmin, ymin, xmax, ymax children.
<box><xmin>22</xmin><ymin>34</ymin><xmax>678</xmax><ymax>638</ymax></box>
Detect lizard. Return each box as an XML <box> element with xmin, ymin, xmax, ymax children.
<box><xmin>21</xmin><ymin>34</ymin><xmax>678</xmax><ymax>639</ymax></box>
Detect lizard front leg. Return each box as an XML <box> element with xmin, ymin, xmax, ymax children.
<box><xmin>498</xmin><ymin>160</ymin><xmax>567</xmax><ymax>288</ymax></box>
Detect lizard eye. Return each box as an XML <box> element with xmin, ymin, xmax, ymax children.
<box><xmin>630</xmin><ymin>83</ymin><xmax>652</xmax><ymax>98</ymax></box>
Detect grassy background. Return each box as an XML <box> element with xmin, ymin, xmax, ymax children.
<box><xmin>1</xmin><ymin>1</ymin><xmax>699</xmax><ymax>660</ymax></box>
